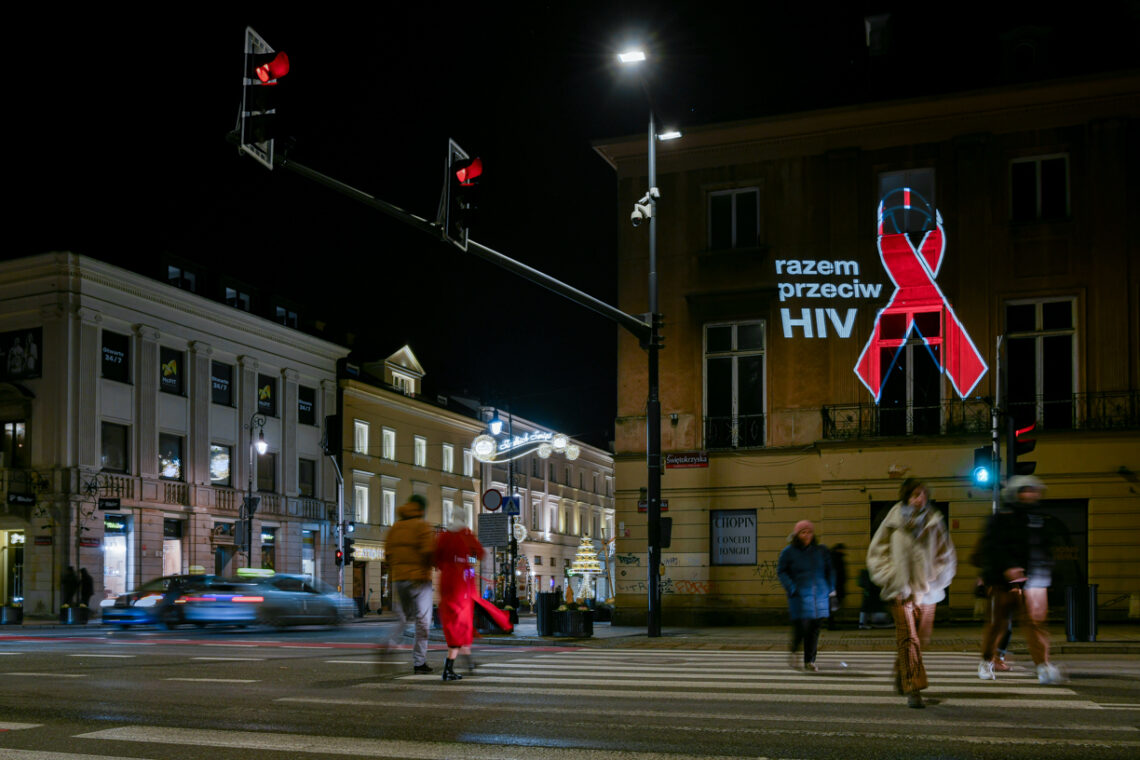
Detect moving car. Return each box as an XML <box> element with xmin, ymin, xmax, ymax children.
<box><xmin>178</xmin><ymin>573</ymin><xmax>354</xmax><ymax>628</ymax></box>
<box><xmin>100</xmin><ymin>574</ymin><xmax>216</xmax><ymax>629</ymax></box>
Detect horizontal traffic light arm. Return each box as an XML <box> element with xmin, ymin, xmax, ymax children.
<box><xmin>226</xmin><ymin>132</ymin><xmax>652</xmax><ymax>344</ymax></box>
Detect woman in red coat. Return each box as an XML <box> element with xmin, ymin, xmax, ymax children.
<box><xmin>434</xmin><ymin>508</ymin><xmax>484</xmax><ymax>681</ymax></box>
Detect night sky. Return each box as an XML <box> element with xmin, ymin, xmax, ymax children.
<box><xmin>9</xmin><ymin>5</ymin><xmax>1137</xmax><ymax>450</ymax></box>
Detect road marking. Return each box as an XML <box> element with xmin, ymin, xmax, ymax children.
<box><xmin>0</xmin><ymin>722</ymin><xmax>43</xmax><ymax>730</ymax></box>
<box><xmin>164</xmin><ymin>677</ymin><xmax>259</xmax><ymax>683</ymax></box>
<box><xmin>191</xmin><ymin>656</ymin><xmax>266</xmax><ymax>661</ymax></box>
<box><xmin>0</xmin><ymin>750</ymin><xmax>155</xmax><ymax>760</ymax></box>
<box><xmin>325</xmin><ymin>659</ymin><xmax>379</xmax><ymax>664</ymax></box>
<box><xmin>77</xmin><ymin>725</ymin><xmax>803</xmax><ymax>759</ymax></box>
<box><xmin>67</xmin><ymin>653</ymin><xmax>135</xmax><ymax>658</ymax></box>
<box><xmin>0</xmin><ymin>651</ymin><xmax>20</xmax><ymax>655</ymax></box>
<box><xmin>478</xmin><ymin>662</ymin><xmax>1038</xmax><ymax>679</ymax></box>
<box><xmin>2</xmin><ymin>672</ymin><xmax>87</xmax><ymax>678</ymax></box>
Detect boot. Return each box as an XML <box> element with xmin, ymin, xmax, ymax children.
<box><xmin>466</xmin><ymin>653</ymin><xmax>477</xmax><ymax>674</ymax></box>
<box><xmin>442</xmin><ymin>657</ymin><xmax>463</xmax><ymax>681</ymax></box>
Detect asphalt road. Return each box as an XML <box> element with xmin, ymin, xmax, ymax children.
<box><xmin>1</xmin><ymin>623</ymin><xmax>1138</xmax><ymax>760</ymax></box>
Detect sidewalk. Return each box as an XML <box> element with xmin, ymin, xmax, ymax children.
<box><xmin>10</xmin><ymin>612</ymin><xmax>1140</xmax><ymax>655</ymax></box>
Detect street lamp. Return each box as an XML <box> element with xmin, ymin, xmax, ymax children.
<box><xmin>618</xmin><ymin>46</ymin><xmax>673</xmax><ymax>637</ymax></box>
<box><xmin>245</xmin><ymin>413</ymin><xmax>267</xmax><ymax>568</ymax></box>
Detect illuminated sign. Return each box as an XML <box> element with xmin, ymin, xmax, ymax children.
<box><xmin>777</xmin><ymin>259</ymin><xmax>881</xmax><ymax>339</ymax></box>
<box><xmin>472</xmin><ymin>431</ymin><xmax>579</xmax><ymax>463</ymax></box>
<box><xmin>854</xmin><ymin>190</ymin><xmax>986</xmax><ymax>400</ymax></box>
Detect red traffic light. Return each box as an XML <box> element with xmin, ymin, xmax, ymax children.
<box><xmin>1015</xmin><ymin>422</ymin><xmax>1036</xmax><ymax>439</ymax></box>
<box><xmin>455</xmin><ymin>157</ymin><xmax>483</xmax><ymax>186</ymax></box>
<box><xmin>255</xmin><ymin>51</ymin><xmax>290</xmax><ymax>83</ymax></box>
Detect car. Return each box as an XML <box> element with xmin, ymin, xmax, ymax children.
<box><xmin>100</xmin><ymin>574</ymin><xmax>217</xmax><ymax>629</ymax></box>
<box><xmin>177</xmin><ymin>573</ymin><xmax>354</xmax><ymax>629</ymax></box>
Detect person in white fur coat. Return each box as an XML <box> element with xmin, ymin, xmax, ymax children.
<box><xmin>866</xmin><ymin>478</ymin><xmax>957</xmax><ymax>708</ymax></box>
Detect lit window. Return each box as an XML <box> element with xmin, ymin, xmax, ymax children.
<box><xmin>354</xmin><ymin>420</ymin><xmax>369</xmax><ymax>455</ymax></box>
<box><xmin>414</xmin><ymin>436</ymin><xmax>427</xmax><ymax>467</ymax></box>
<box><xmin>225</xmin><ymin>287</ymin><xmax>251</xmax><ymax>311</ymax></box>
<box><xmin>442</xmin><ymin>443</ymin><xmax>454</xmax><ymax>473</ymax></box>
<box><xmin>463</xmin><ymin>448</ymin><xmax>473</xmax><ymax>477</ymax></box>
<box><xmin>354</xmin><ymin>483</ymin><xmax>370</xmax><ymax>524</ymax></box>
<box><xmin>381</xmin><ymin>488</ymin><xmax>396</xmax><ymax>526</ymax></box>
<box><xmin>382</xmin><ymin>428</ymin><xmax>396</xmax><ymax>461</ymax></box>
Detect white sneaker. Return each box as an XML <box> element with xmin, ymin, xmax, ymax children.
<box><xmin>1037</xmin><ymin>663</ymin><xmax>1064</xmax><ymax>684</ymax></box>
<box><xmin>977</xmin><ymin>660</ymin><xmax>996</xmax><ymax>680</ymax></box>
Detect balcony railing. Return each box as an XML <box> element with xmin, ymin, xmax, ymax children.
<box><xmin>704</xmin><ymin>414</ymin><xmax>766</xmax><ymax>450</ymax></box>
<box><xmin>823</xmin><ymin>391</ymin><xmax>1139</xmax><ymax>440</ymax></box>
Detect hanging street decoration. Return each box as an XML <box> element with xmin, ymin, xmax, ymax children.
<box><xmin>472</xmin><ymin>430</ymin><xmax>580</xmax><ymax>464</ymax></box>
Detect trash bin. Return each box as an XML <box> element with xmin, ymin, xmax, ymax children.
<box><xmin>535</xmin><ymin>591</ymin><xmax>557</xmax><ymax>636</ymax></box>
<box><xmin>1065</xmin><ymin>584</ymin><xmax>1097</xmax><ymax>642</ymax></box>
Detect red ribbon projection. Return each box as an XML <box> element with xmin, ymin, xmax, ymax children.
<box><xmin>854</xmin><ymin>202</ymin><xmax>987</xmax><ymax>401</ymax></box>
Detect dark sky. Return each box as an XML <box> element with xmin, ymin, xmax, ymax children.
<box><xmin>9</xmin><ymin>5</ymin><xmax>1138</xmax><ymax>450</ymax></box>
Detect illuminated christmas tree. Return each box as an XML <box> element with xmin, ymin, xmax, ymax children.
<box><xmin>569</xmin><ymin>536</ymin><xmax>602</xmax><ymax>600</ymax></box>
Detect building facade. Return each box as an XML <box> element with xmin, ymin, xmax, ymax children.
<box><xmin>594</xmin><ymin>72</ymin><xmax>1140</xmax><ymax>625</ymax></box>
<box><xmin>0</xmin><ymin>253</ymin><xmax>347</xmax><ymax>615</ymax></box>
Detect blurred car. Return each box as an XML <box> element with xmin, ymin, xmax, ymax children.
<box><xmin>178</xmin><ymin>573</ymin><xmax>354</xmax><ymax>628</ymax></box>
<box><xmin>100</xmin><ymin>574</ymin><xmax>216</xmax><ymax>629</ymax></box>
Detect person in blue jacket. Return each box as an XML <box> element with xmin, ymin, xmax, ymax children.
<box><xmin>777</xmin><ymin>519</ymin><xmax>835</xmax><ymax>671</ymax></box>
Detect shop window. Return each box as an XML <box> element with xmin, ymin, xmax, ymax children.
<box><xmin>211</xmin><ymin>362</ymin><xmax>234</xmax><ymax>406</ymax></box>
<box><xmin>101</xmin><ymin>331</ymin><xmax>130</xmax><ymax>383</ymax></box>
<box><xmin>1011</xmin><ymin>155</ymin><xmax>1069</xmax><ymax>222</ymax></box>
<box><xmin>209</xmin><ymin>444</ymin><xmax>232</xmax><ymax>486</ymax></box>
<box><xmin>708</xmin><ymin>187</ymin><xmax>759</xmax><ymax>249</ymax></box>
<box><xmin>159</xmin><ymin>347</ymin><xmax>184</xmax><ymax>396</ymax></box>
<box><xmin>158</xmin><ymin>434</ymin><xmax>183</xmax><ymax>481</ymax></box>
<box><xmin>260</xmin><ymin>526</ymin><xmax>277</xmax><ymax>571</ymax></box>
<box><xmin>704</xmin><ymin>321</ymin><xmax>767</xmax><ymax>448</ymax></box>
<box><xmin>1006</xmin><ymin>297</ymin><xmax>1076</xmax><ymax>430</ymax></box>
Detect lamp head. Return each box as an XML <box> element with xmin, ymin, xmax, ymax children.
<box><xmin>255</xmin><ymin>429</ymin><xmax>268</xmax><ymax>455</ymax></box>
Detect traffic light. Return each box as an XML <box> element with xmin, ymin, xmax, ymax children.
<box><xmin>441</xmin><ymin>139</ymin><xmax>482</xmax><ymax>250</ymax></box>
<box><xmin>343</xmin><ymin>537</ymin><xmax>356</xmax><ymax>565</ymax></box>
<box><xmin>335</xmin><ymin>547</ymin><xmax>344</xmax><ymax>566</ymax></box>
<box><xmin>323</xmin><ymin>415</ymin><xmax>341</xmax><ymax>456</ymax></box>
<box><xmin>971</xmin><ymin>446</ymin><xmax>994</xmax><ymax>487</ymax></box>
<box><xmin>1009</xmin><ymin>419</ymin><xmax>1037</xmax><ymax>476</ymax></box>
<box><xmin>239</xmin><ymin>27</ymin><xmax>290</xmax><ymax>170</ymax></box>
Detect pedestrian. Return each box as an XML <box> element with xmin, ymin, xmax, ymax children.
<box><xmin>828</xmin><ymin>543</ymin><xmax>848</xmax><ymax>630</ymax></box>
<box><xmin>857</xmin><ymin>568</ymin><xmax>887</xmax><ymax>629</ymax></box>
<box><xmin>975</xmin><ymin>474</ymin><xmax>1063</xmax><ymax>684</ymax></box>
<box><xmin>434</xmin><ymin>506</ymin><xmax>485</xmax><ymax>681</ymax></box>
<box><xmin>381</xmin><ymin>494</ymin><xmax>436</xmax><ymax>674</ymax></box>
<box><xmin>777</xmin><ymin>519</ymin><xmax>834</xmax><ymax>672</ymax></box>
<box><xmin>866</xmin><ymin>478</ymin><xmax>957</xmax><ymax>708</ymax></box>
<box><xmin>78</xmin><ymin>568</ymin><xmax>94</xmax><ymax>607</ymax></box>
<box><xmin>60</xmin><ymin>566</ymin><xmax>79</xmax><ymax>608</ymax></box>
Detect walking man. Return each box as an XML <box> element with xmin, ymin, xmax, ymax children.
<box><xmin>975</xmin><ymin>474</ymin><xmax>1063</xmax><ymax>684</ymax></box>
<box><xmin>383</xmin><ymin>494</ymin><xmax>436</xmax><ymax>673</ymax></box>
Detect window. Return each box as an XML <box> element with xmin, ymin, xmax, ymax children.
<box><xmin>704</xmin><ymin>321</ymin><xmax>767</xmax><ymax>448</ymax></box>
<box><xmin>878</xmin><ymin>169</ymin><xmax>935</xmax><ymax>235</ymax></box>
<box><xmin>225</xmin><ymin>286</ymin><xmax>251</xmax><ymax>311</ymax></box>
<box><xmin>1011</xmin><ymin>155</ymin><xmax>1069</xmax><ymax>222</ymax></box>
<box><xmin>381</xmin><ymin>488</ymin><xmax>396</xmax><ymax>526</ymax></box>
<box><xmin>442</xmin><ymin>443</ymin><xmax>454</xmax><ymax>474</ymax></box>
<box><xmin>167</xmin><ymin>265</ymin><xmax>197</xmax><ymax>292</ymax></box>
<box><xmin>209</xmin><ymin>444</ymin><xmax>232</xmax><ymax>486</ymax></box>
<box><xmin>101</xmin><ymin>331</ymin><xmax>130</xmax><ymax>383</ymax></box>
<box><xmin>159</xmin><ymin>434</ymin><xmax>183</xmax><ymax>481</ymax></box>
<box><xmin>298</xmin><ymin>458</ymin><xmax>316</xmax><ymax>497</ymax></box>
<box><xmin>159</xmin><ymin>347</ymin><xmax>184</xmax><ymax>395</ymax></box>
<box><xmin>708</xmin><ymin>187</ymin><xmax>759</xmax><ymax>249</ymax></box>
<box><xmin>257</xmin><ymin>374</ymin><xmax>277</xmax><ymax>417</ymax></box>
<box><xmin>442</xmin><ymin>497</ymin><xmax>454</xmax><ymax>527</ymax></box>
<box><xmin>354</xmin><ymin>483</ymin><xmax>370</xmax><ymax>524</ymax></box>
<box><xmin>414</xmin><ymin>436</ymin><xmax>427</xmax><ymax>467</ymax></box>
<box><xmin>1006</xmin><ymin>298</ymin><xmax>1076</xmax><ymax>430</ymax></box>
<box><xmin>354</xmin><ymin>420</ymin><xmax>369</xmax><ymax>455</ymax></box>
<box><xmin>534</xmin><ymin>555</ymin><xmax>543</xmax><ymax>565</ymax></box>
<box><xmin>392</xmin><ymin>371</ymin><xmax>415</xmax><ymax>396</ymax></box>
<box><xmin>297</xmin><ymin>386</ymin><xmax>316</xmax><ymax>426</ymax></box>
<box><xmin>382</xmin><ymin>428</ymin><xmax>396</xmax><ymax>461</ymax></box>
<box><xmin>257</xmin><ymin>450</ymin><xmax>276</xmax><ymax>492</ymax></box>
<box><xmin>211</xmin><ymin>362</ymin><xmax>234</xmax><ymax>406</ymax></box>
<box><xmin>549</xmin><ymin>463</ymin><xmax>556</xmax><ymax>481</ymax></box>
<box><xmin>565</xmin><ymin>467</ymin><xmax>571</xmax><ymax>486</ymax></box>
<box><xmin>100</xmin><ymin>422</ymin><xmax>128</xmax><ymax>473</ymax></box>
<box><xmin>274</xmin><ymin>305</ymin><xmax>298</xmax><ymax>328</ymax></box>
<box><xmin>463</xmin><ymin>448</ymin><xmax>473</xmax><ymax>477</ymax></box>
<box><xmin>531</xmin><ymin>501</ymin><xmax>541</xmax><ymax>531</ymax></box>
<box><xmin>463</xmin><ymin>499</ymin><xmax>475</xmax><ymax>530</ymax></box>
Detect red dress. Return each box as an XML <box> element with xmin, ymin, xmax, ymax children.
<box><xmin>434</xmin><ymin>528</ymin><xmax>484</xmax><ymax>647</ymax></box>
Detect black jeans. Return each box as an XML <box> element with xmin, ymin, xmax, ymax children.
<box><xmin>791</xmin><ymin>617</ymin><xmax>823</xmax><ymax>664</ymax></box>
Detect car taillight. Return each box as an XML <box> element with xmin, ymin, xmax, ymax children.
<box><xmin>232</xmin><ymin>596</ymin><xmax>264</xmax><ymax>603</ymax></box>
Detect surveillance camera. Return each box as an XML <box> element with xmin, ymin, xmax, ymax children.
<box><xmin>631</xmin><ymin>203</ymin><xmax>652</xmax><ymax>227</ymax></box>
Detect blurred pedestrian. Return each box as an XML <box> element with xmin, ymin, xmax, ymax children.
<box><xmin>828</xmin><ymin>543</ymin><xmax>848</xmax><ymax>630</ymax></box>
<box><xmin>857</xmin><ymin>568</ymin><xmax>887</xmax><ymax>629</ymax></box>
<box><xmin>867</xmin><ymin>478</ymin><xmax>957</xmax><ymax>708</ymax></box>
<box><xmin>382</xmin><ymin>494</ymin><xmax>436</xmax><ymax>674</ymax></box>
<box><xmin>435</xmin><ymin>506</ymin><xmax>485</xmax><ymax>681</ymax></box>
<box><xmin>60</xmin><ymin>566</ymin><xmax>78</xmax><ymax>608</ymax></box>
<box><xmin>777</xmin><ymin>519</ymin><xmax>834</xmax><ymax>672</ymax></box>
<box><xmin>975</xmin><ymin>474</ymin><xmax>1063</xmax><ymax>684</ymax></box>
<box><xmin>78</xmin><ymin>568</ymin><xmax>94</xmax><ymax>607</ymax></box>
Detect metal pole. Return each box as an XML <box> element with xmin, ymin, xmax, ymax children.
<box><xmin>646</xmin><ymin>111</ymin><xmax>662</xmax><ymax>638</ymax></box>
<box><xmin>992</xmin><ymin>335</ymin><xmax>1003</xmax><ymax>513</ymax></box>
<box><xmin>507</xmin><ymin>408</ymin><xmax>518</xmax><ymax>613</ymax></box>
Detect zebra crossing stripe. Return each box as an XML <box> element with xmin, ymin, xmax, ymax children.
<box><xmin>0</xmin><ymin>751</ymin><xmax>151</xmax><ymax>760</ymax></box>
<box><xmin>0</xmin><ymin>722</ymin><xmax>43</xmax><ymax>730</ymax></box>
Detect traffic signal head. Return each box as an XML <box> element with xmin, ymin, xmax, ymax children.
<box><xmin>971</xmin><ymin>446</ymin><xmax>994</xmax><ymax>487</ymax></box>
<box><xmin>441</xmin><ymin>139</ymin><xmax>481</xmax><ymax>250</ymax></box>
<box><xmin>239</xmin><ymin>27</ymin><xmax>290</xmax><ymax>170</ymax></box>
<box><xmin>335</xmin><ymin>548</ymin><xmax>344</xmax><ymax>566</ymax></box>
<box><xmin>1012</xmin><ymin>420</ymin><xmax>1037</xmax><ymax>476</ymax></box>
<box><xmin>254</xmin><ymin>51</ymin><xmax>290</xmax><ymax>83</ymax></box>
<box><xmin>343</xmin><ymin>537</ymin><xmax>356</xmax><ymax>564</ymax></box>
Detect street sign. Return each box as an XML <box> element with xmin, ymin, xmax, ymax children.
<box><xmin>481</xmin><ymin>488</ymin><xmax>502</xmax><ymax>512</ymax></box>
<box><xmin>98</xmin><ymin>498</ymin><xmax>121</xmax><ymax>510</ymax></box>
<box><xmin>504</xmin><ymin>495</ymin><xmax>520</xmax><ymax>515</ymax></box>
<box><xmin>637</xmin><ymin>499</ymin><xmax>669</xmax><ymax>513</ymax></box>
<box><xmin>478</xmin><ymin>512</ymin><xmax>509</xmax><ymax>546</ymax></box>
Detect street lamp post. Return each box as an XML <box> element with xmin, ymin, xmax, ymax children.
<box><xmin>246</xmin><ymin>413</ymin><xmax>267</xmax><ymax>569</ymax></box>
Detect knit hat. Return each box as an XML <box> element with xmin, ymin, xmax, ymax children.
<box><xmin>794</xmin><ymin>520</ymin><xmax>814</xmax><ymax>534</ymax></box>
<box><xmin>1002</xmin><ymin>474</ymin><xmax>1045</xmax><ymax>502</ymax></box>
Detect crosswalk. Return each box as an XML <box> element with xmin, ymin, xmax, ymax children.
<box><xmin>2</xmin><ymin>649</ymin><xmax>1138</xmax><ymax>759</ymax></box>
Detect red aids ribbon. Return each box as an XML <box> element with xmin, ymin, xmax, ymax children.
<box><xmin>855</xmin><ymin>203</ymin><xmax>987</xmax><ymax>401</ymax></box>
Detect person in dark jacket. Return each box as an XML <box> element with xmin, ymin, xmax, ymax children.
<box><xmin>975</xmin><ymin>475</ymin><xmax>1063</xmax><ymax>684</ymax></box>
<box><xmin>60</xmin><ymin>566</ymin><xmax>79</xmax><ymax>608</ymax></box>
<box><xmin>78</xmin><ymin>568</ymin><xmax>94</xmax><ymax>607</ymax></box>
<box><xmin>777</xmin><ymin>519</ymin><xmax>834</xmax><ymax>671</ymax></box>
<box><xmin>828</xmin><ymin>543</ymin><xmax>848</xmax><ymax>630</ymax></box>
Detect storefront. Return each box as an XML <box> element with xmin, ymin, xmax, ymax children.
<box><xmin>1</xmin><ymin>529</ymin><xmax>24</xmax><ymax>604</ymax></box>
<box><xmin>102</xmin><ymin>514</ymin><xmax>131</xmax><ymax>598</ymax></box>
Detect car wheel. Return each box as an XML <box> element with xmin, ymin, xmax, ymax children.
<box><xmin>259</xmin><ymin>609</ymin><xmax>286</xmax><ymax>629</ymax></box>
<box><xmin>159</xmin><ymin>610</ymin><xmax>180</xmax><ymax>630</ymax></box>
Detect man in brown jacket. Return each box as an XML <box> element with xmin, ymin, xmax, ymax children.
<box><xmin>383</xmin><ymin>494</ymin><xmax>436</xmax><ymax>673</ymax></box>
